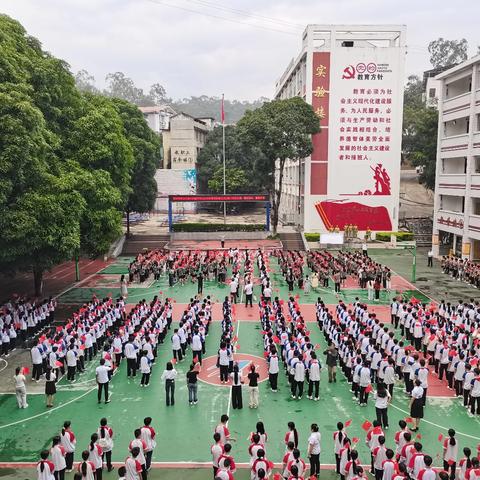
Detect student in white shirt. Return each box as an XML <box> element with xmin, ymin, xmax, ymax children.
<box><xmin>14</xmin><ymin>366</ymin><xmax>28</xmax><ymax>408</ymax></box>
<box><xmin>308</xmin><ymin>352</ymin><xmax>321</xmax><ymax>401</ymax></box>
<box><xmin>160</xmin><ymin>361</ymin><xmax>177</xmax><ymax>406</ymax></box>
<box><xmin>37</xmin><ymin>450</ymin><xmax>55</xmax><ymax>480</ymax></box>
<box><xmin>374</xmin><ymin>383</ymin><xmax>391</xmax><ymax>430</ymax></box>
<box><xmin>51</xmin><ymin>435</ymin><xmax>66</xmax><ymax>480</ymax></box>
<box><xmin>96</xmin><ymin>359</ymin><xmax>111</xmax><ymax>404</ymax></box>
<box><xmin>307</xmin><ymin>423</ymin><xmax>321</xmax><ymax>478</ymax></box>
<box><xmin>410</xmin><ymin>380</ymin><xmax>424</xmax><ymax>431</ymax></box>
<box><xmin>244</xmin><ymin>279</ymin><xmax>254</xmax><ymax>308</ymax></box>
<box><xmin>125</xmin><ymin>447</ymin><xmax>142</xmax><ymax>480</ymax></box>
<box><xmin>139</xmin><ymin>351</ymin><xmax>151</xmax><ymax>387</ymax></box>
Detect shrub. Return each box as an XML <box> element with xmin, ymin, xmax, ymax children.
<box><xmin>376</xmin><ymin>231</ymin><xmax>414</xmax><ymax>242</ymax></box>
<box><xmin>304</xmin><ymin>233</ymin><xmax>320</xmax><ymax>242</ymax></box>
<box><xmin>172</xmin><ymin>223</ymin><xmax>265</xmax><ymax>232</ymax></box>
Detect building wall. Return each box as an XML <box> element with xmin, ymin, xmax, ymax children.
<box><xmin>275</xmin><ymin>25</ymin><xmax>406</xmax><ymax>233</ymax></box>
<box><xmin>432</xmin><ymin>57</ymin><xmax>480</xmax><ymax>259</ymax></box>
<box><xmin>154</xmin><ymin>169</ymin><xmax>197</xmax><ymax>213</ymax></box>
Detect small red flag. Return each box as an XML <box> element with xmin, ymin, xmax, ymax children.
<box><xmin>263</xmin><ymin>351</ymin><xmax>269</xmax><ymax>358</ymax></box>
<box><xmin>345</xmin><ymin>419</ymin><xmax>352</xmax><ymax>427</ymax></box>
<box><xmin>55</xmin><ymin>360</ymin><xmax>63</xmax><ymax>368</ymax></box>
<box><xmin>365</xmin><ymin>384</ymin><xmax>373</xmax><ymax>394</ymax></box>
<box><xmin>405</xmin><ymin>417</ymin><xmax>413</xmax><ymax>424</ymax></box>
<box><xmin>438</xmin><ymin>434</ymin><xmax>444</xmax><ymax>442</ymax></box>
<box><xmin>416</xmin><ymin>433</ymin><xmax>422</xmax><ymax>439</ymax></box>
<box><xmin>193</xmin><ymin>356</ymin><xmax>198</xmax><ymax>363</ymax></box>
<box><xmin>236</xmin><ymin>344</ymin><xmax>240</xmax><ymax>351</ymax></box>
<box><xmin>273</xmin><ymin>336</ymin><xmax>280</xmax><ymax>344</ymax></box>
<box><xmin>273</xmin><ymin>474</ymin><xmax>282</xmax><ymax>480</ymax></box>
<box><xmin>171</xmin><ymin>358</ymin><xmax>177</xmax><ymax>365</ymax></box>
<box><xmin>362</xmin><ymin>420</ymin><xmax>372</xmax><ymax>431</ymax></box>
<box><xmin>22</xmin><ymin>367</ymin><xmax>30</xmax><ymax>375</ymax></box>
<box><xmin>352</xmin><ymin>437</ymin><xmax>359</xmax><ymax>443</ymax></box>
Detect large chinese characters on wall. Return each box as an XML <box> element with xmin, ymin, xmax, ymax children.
<box><xmin>309</xmin><ymin>48</ymin><xmax>403</xmax><ymax>232</ymax></box>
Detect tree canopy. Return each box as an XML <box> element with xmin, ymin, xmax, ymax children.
<box><xmin>237</xmin><ymin>97</ymin><xmax>320</xmax><ymax>233</ymax></box>
<box><xmin>0</xmin><ymin>14</ymin><xmax>159</xmax><ymax>294</ymax></box>
<box><xmin>428</xmin><ymin>38</ymin><xmax>468</xmax><ymax>69</ymax></box>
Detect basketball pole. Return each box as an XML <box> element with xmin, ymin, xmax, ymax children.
<box><xmin>222</xmin><ymin>93</ymin><xmax>226</xmax><ymax>226</ymax></box>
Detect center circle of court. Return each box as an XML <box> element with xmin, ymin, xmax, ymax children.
<box><xmin>198</xmin><ymin>354</ymin><xmax>269</xmax><ymax>387</ymax></box>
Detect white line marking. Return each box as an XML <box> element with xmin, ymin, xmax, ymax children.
<box><xmin>389</xmin><ymin>402</ymin><xmax>480</xmax><ymax>440</ymax></box>
<box><xmin>0</xmin><ymin>358</ymin><xmax>8</xmax><ymax>373</ymax></box>
<box><xmin>0</xmin><ymin>387</ymin><xmax>96</xmax><ymax>430</ymax></box>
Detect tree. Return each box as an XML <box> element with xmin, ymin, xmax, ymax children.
<box><xmin>0</xmin><ymin>88</ymin><xmax>85</xmax><ymax>295</ymax></box>
<box><xmin>237</xmin><ymin>97</ymin><xmax>320</xmax><ymax>233</ymax></box>
<box><xmin>111</xmin><ymin>98</ymin><xmax>161</xmax><ymax>236</ymax></box>
<box><xmin>197</xmin><ymin>125</ymin><xmax>267</xmax><ymax>196</ymax></box>
<box><xmin>75</xmin><ymin>69</ymin><xmax>98</xmax><ymax>93</ymax></box>
<box><xmin>428</xmin><ymin>38</ymin><xmax>468</xmax><ymax>68</ymax></box>
<box><xmin>208</xmin><ymin>167</ymin><xmax>248</xmax><ymax>193</ymax></box>
<box><xmin>149</xmin><ymin>83</ymin><xmax>167</xmax><ymax>105</ymax></box>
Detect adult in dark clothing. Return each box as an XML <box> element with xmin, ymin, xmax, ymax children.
<box><xmin>324</xmin><ymin>344</ymin><xmax>338</xmax><ymax>383</ymax></box>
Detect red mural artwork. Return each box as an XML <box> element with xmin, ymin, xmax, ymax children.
<box><xmin>339</xmin><ymin>163</ymin><xmax>391</xmax><ymax>196</ymax></box>
<box><xmin>315</xmin><ymin>200</ymin><xmax>392</xmax><ymax>231</ymax></box>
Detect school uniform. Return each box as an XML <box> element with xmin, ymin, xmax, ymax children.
<box><xmin>140</xmin><ymin>357</ymin><xmax>151</xmax><ymax>386</ymax></box>
<box><xmin>37</xmin><ymin>460</ymin><xmax>55</xmax><ymax>480</ymax></box>
<box><xmin>125</xmin><ymin>456</ymin><xmax>143</xmax><ymax>480</ymax></box>
<box><xmin>76</xmin><ymin>461</ymin><xmax>95</xmax><ymax>480</ymax></box>
<box><xmin>125</xmin><ymin>342</ymin><xmax>138</xmax><ymax>377</ymax></box>
<box><xmin>51</xmin><ymin>445</ymin><xmax>66</xmax><ymax>480</ymax></box>
<box><xmin>308</xmin><ymin>359</ymin><xmax>321</xmax><ymax>400</ymax></box>
<box><xmin>230</xmin><ymin>372</ymin><xmax>243</xmax><ymax>409</ymax></box>
<box><xmin>218</xmin><ymin>348</ymin><xmax>230</xmax><ymax>383</ymax></box>
<box><xmin>88</xmin><ymin>444</ymin><xmax>103</xmax><ymax>480</ymax></box>
<box><xmin>268</xmin><ymin>354</ymin><xmax>279</xmax><ymax>391</ymax></box>
<box><xmin>60</xmin><ymin>430</ymin><xmax>76</xmax><ymax>471</ymax></box>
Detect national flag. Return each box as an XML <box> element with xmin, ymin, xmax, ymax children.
<box><xmin>438</xmin><ymin>434</ymin><xmax>444</xmax><ymax>442</ymax></box>
<box><xmin>365</xmin><ymin>384</ymin><xmax>373</xmax><ymax>394</ymax></box>
<box><xmin>345</xmin><ymin>419</ymin><xmax>352</xmax><ymax>427</ymax></box>
<box><xmin>221</xmin><ymin>94</ymin><xmax>225</xmax><ymax>124</ymax></box>
<box><xmin>361</xmin><ymin>420</ymin><xmax>372</xmax><ymax>431</ymax></box>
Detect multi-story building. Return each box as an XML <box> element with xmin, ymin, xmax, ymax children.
<box><xmin>274</xmin><ymin>25</ymin><xmax>406</xmax><ymax>234</ymax></box>
<box><xmin>432</xmin><ymin>55</ymin><xmax>480</xmax><ymax>259</ymax></box>
<box><xmin>139</xmin><ymin>105</ymin><xmax>176</xmax><ymax>133</ymax></box>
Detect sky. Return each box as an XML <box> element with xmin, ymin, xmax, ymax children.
<box><xmin>1</xmin><ymin>0</ymin><xmax>479</xmax><ymax>101</ymax></box>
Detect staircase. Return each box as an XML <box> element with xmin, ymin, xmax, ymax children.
<box><xmin>121</xmin><ymin>234</ymin><xmax>170</xmax><ymax>255</ymax></box>
<box><xmin>279</xmin><ymin>232</ymin><xmax>305</xmax><ymax>251</ymax></box>
<box><xmin>401</xmin><ymin>217</ymin><xmax>433</xmax><ymax>247</ymax></box>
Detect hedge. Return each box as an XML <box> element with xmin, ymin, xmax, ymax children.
<box><xmin>376</xmin><ymin>231</ymin><xmax>414</xmax><ymax>242</ymax></box>
<box><xmin>172</xmin><ymin>223</ymin><xmax>265</xmax><ymax>232</ymax></box>
<box><xmin>304</xmin><ymin>233</ymin><xmax>320</xmax><ymax>242</ymax></box>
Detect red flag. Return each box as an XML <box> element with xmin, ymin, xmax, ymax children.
<box><xmin>405</xmin><ymin>417</ymin><xmax>413</xmax><ymax>424</ymax></box>
<box><xmin>55</xmin><ymin>361</ymin><xmax>63</xmax><ymax>368</ymax></box>
<box><xmin>22</xmin><ymin>367</ymin><xmax>30</xmax><ymax>375</ymax></box>
<box><xmin>365</xmin><ymin>384</ymin><xmax>373</xmax><ymax>394</ymax></box>
<box><xmin>171</xmin><ymin>358</ymin><xmax>177</xmax><ymax>365</ymax></box>
<box><xmin>352</xmin><ymin>437</ymin><xmax>359</xmax><ymax>444</ymax></box>
<box><xmin>236</xmin><ymin>344</ymin><xmax>240</xmax><ymax>351</ymax></box>
<box><xmin>221</xmin><ymin>94</ymin><xmax>225</xmax><ymax>124</ymax></box>
<box><xmin>345</xmin><ymin>419</ymin><xmax>352</xmax><ymax>427</ymax></box>
<box><xmin>263</xmin><ymin>351</ymin><xmax>269</xmax><ymax>358</ymax></box>
<box><xmin>361</xmin><ymin>420</ymin><xmax>372</xmax><ymax>431</ymax></box>
<box><xmin>438</xmin><ymin>434</ymin><xmax>444</xmax><ymax>442</ymax></box>
<box><xmin>273</xmin><ymin>474</ymin><xmax>282</xmax><ymax>480</ymax></box>
<box><xmin>447</xmin><ymin>459</ymin><xmax>455</xmax><ymax>466</ymax></box>
<box><xmin>272</xmin><ymin>336</ymin><xmax>280</xmax><ymax>344</ymax></box>
<box><xmin>416</xmin><ymin>433</ymin><xmax>422</xmax><ymax>439</ymax></box>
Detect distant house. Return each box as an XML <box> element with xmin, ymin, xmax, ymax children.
<box><xmin>139</xmin><ymin>105</ymin><xmax>177</xmax><ymax>133</ymax></box>
<box><xmin>422</xmin><ymin>65</ymin><xmax>457</xmax><ymax>108</ymax></box>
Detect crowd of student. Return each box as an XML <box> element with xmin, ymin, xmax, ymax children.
<box><xmin>0</xmin><ymin>295</ymin><xmax>56</xmax><ymax>356</ymax></box>
<box><xmin>36</xmin><ymin>417</ymin><xmax>156</xmax><ymax>480</ymax></box>
<box><xmin>441</xmin><ymin>256</ymin><xmax>480</xmax><ymax>289</ymax></box>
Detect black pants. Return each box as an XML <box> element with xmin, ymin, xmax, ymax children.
<box><xmin>32</xmin><ymin>363</ymin><xmax>42</xmax><ymax>381</ymax></box>
<box><xmin>96</xmin><ymin>468</ymin><xmax>103</xmax><ymax>480</ymax></box>
<box><xmin>220</xmin><ymin>365</ymin><xmax>229</xmax><ymax>382</ymax></box>
<box><xmin>443</xmin><ymin>460</ymin><xmax>456</xmax><ymax>480</ymax></box>
<box><xmin>335</xmin><ymin>453</ymin><xmax>341</xmax><ymax>474</ymax></box>
<box><xmin>404</xmin><ymin>372</ymin><xmax>413</xmax><ymax>393</ymax></box>
<box><xmin>165</xmin><ymin>379</ymin><xmax>175</xmax><ymax>406</ymax></box>
<box><xmin>127</xmin><ymin>358</ymin><xmax>137</xmax><ymax>377</ymax></box>
<box><xmin>103</xmin><ymin>450</ymin><xmax>112</xmax><ymax>470</ymax></box>
<box><xmin>231</xmin><ymin>385</ymin><xmax>243</xmax><ymax>409</ymax></box>
<box><xmin>269</xmin><ymin>373</ymin><xmax>278</xmax><ymax>391</ymax></box>
<box><xmin>376</xmin><ymin>407</ymin><xmax>389</xmax><ymax>428</ymax></box>
<box><xmin>464</xmin><ymin>389</ymin><xmax>471</xmax><ymax>407</ymax></box>
<box><xmin>439</xmin><ymin>363</ymin><xmax>448</xmax><ymax>380</ymax></box>
<box><xmin>414</xmin><ymin>337</ymin><xmax>422</xmax><ymax>351</ymax></box>
<box><xmin>375</xmin><ymin>469</ymin><xmax>384</xmax><ymax>480</ymax></box>
<box><xmin>65</xmin><ymin>452</ymin><xmax>74</xmax><ymax>470</ymax></box>
<box><xmin>193</xmin><ymin>350</ymin><xmax>202</xmax><ymax>364</ymax></box>
<box><xmin>141</xmin><ymin>373</ymin><xmax>150</xmax><ymax>385</ymax></box>
<box><xmin>309</xmin><ymin>380</ymin><xmax>320</xmax><ymax>399</ymax></box>
<box><xmin>454</xmin><ymin>379</ymin><xmax>463</xmax><ymax>396</ymax></box>
<box><xmin>98</xmin><ymin>382</ymin><xmax>109</xmax><ymax>402</ymax></box>
<box><xmin>145</xmin><ymin>450</ymin><xmax>153</xmax><ymax>471</ymax></box>
<box><xmin>245</xmin><ymin>294</ymin><xmax>253</xmax><ymax>307</ymax></box>
<box><xmin>173</xmin><ymin>349</ymin><xmax>183</xmax><ymax>362</ymax></box>
<box><xmin>335</xmin><ymin>282</ymin><xmax>340</xmax><ymax>293</ymax></box>
<box><xmin>310</xmin><ymin>454</ymin><xmax>320</xmax><ymax>477</ymax></box>
<box><xmin>67</xmin><ymin>366</ymin><xmax>76</xmax><ymax>381</ymax></box>
<box><xmin>471</xmin><ymin>395</ymin><xmax>480</xmax><ymax>415</ymax></box>
<box><xmin>54</xmin><ymin>469</ymin><xmax>65</xmax><ymax>480</ymax></box>
<box><xmin>291</xmin><ymin>380</ymin><xmax>304</xmax><ymax>398</ymax></box>
<box><xmin>428</xmin><ymin>257</ymin><xmax>433</xmax><ymax>267</ymax></box>
<box><xmin>359</xmin><ymin>386</ymin><xmax>369</xmax><ymax>404</ymax></box>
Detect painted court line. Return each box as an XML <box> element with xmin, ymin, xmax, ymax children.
<box><xmin>389</xmin><ymin>402</ymin><xmax>480</xmax><ymax>440</ymax></box>
<box><xmin>0</xmin><ymin>387</ymin><xmax>96</xmax><ymax>430</ymax></box>
<box><xmin>0</xmin><ymin>358</ymin><xmax>8</xmax><ymax>373</ymax></box>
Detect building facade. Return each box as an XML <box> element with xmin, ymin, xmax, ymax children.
<box><xmin>432</xmin><ymin>56</ymin><xmax>480</xmax><ymax>259</ymax></box>
<box><xmin>139</xmin><ymin>105</ymin><xmax>176</xmax><ymax>134</ymax></box>
<box><xmin>274</xmin><ymin>25</ymin><xmax>406</xmax><ymax>233</ymax></box>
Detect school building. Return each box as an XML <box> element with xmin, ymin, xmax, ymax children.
<box><xmin>274</xmin><ymin>25</ymin><xmax>406</xmax><ymax>234</ymax></box>
<box><xmin>431</xmin><ymin>55</ymin><xmax>480</xmax><ymax>259</ymax></box>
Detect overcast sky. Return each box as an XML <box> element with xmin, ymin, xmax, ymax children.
<box><xmin>2</xmin><ymin>0</ymin><xmax>479</xmax><ymax>101</ymax></box>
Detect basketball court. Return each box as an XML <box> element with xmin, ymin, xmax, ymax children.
<box><xmin>0</xmin><ymin>248</ymin><xmax>478</xmax><ymax>480</ymax></box>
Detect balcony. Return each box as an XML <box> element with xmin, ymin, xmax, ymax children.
<box><xmin>437</xmin><ymin>174</ymin><xmax>466</xmax><ymax>196</ymax></box>
<box><xmin>440</xmin><ymin>134</ymin><xmax>469</xmax><ymax>158</ymax></box>
<box><xmin>473</xmin><ymin>132</ymin><xmax>480</xmax><ymax>152</ymax></box>
<box><xmin>442</xmin><ymin>92</ymin><xmax>471</xmax><ymax>122</ymax></box>
<box><xmin>435</xmin><ymin>209</ymin><xmax>465</xmax><ymax>234</ymax></box>
<box><xmin>468</xmin><ymin>214</ymin><xmax>480</xmax><ymax>238</ymax></box>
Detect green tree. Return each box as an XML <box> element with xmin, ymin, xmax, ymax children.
<box><xmin>197</xmin><ymin>125</ymin><xmax>266</xmax><ymax>195</ymax></box>
<box><xmin>428</xmin><ymin>38</ymin><xmax>468</xmax><ymax>68</ymax></box>
<box><xmin>208</xmin><ymin>167</ymin><xmax>248</xmax><ymax>193</ymax></box>
<box><xmin>111</xmin><ymin>98</ymin><xmax>161</xmax><ymax>236</ymax></box>
<box><xmin>237</xmin><ymin>97</ymin><xmax>320</xmax><ymax>233</ymax></box>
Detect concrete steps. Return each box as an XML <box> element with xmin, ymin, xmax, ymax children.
<box><xmin>121</xmin><ymin>234</ymin><xmax>170</xmax><ymax>255</ymax></box>
<box><xmin>279</xmin><ymin>232</ymin><xmax>304</xmax><ymax>251</ymax></box>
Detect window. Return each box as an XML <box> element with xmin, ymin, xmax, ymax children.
<box><xmin>429</xmin><ymin>88</ymin><xmax>436</xmax><ymax>98</ymax></box>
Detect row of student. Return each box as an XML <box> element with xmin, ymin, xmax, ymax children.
<box><xmin>37</xmin><ymin>417</ymin><xmax>156</xmax><ymax>480</ymax></box>
<box><xmin>389</xmin><ymin>296</ymin><xmax>480</xmax><ymax>416</ymax></box>
<box><xmin>0</xmin><ymin>295</ymin><xmax>56</xmax><ymax>356</ymax></box>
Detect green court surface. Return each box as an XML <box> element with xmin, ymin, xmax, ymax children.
<box><xmin>2</xmin><ymin>250</ymin><xmax>480</xmax><ymax>473</ymax></box>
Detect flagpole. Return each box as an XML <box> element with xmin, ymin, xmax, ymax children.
<box><xmin>222</xmin><ymin>93</ymin><xmax>226</xmax><ymax>225</ymax></box>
